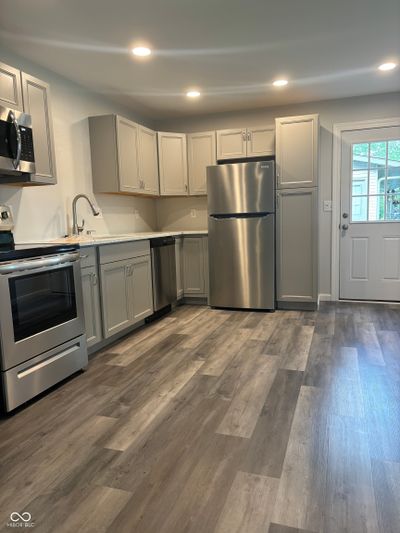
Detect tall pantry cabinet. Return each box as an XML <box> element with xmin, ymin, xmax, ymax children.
<box><xmin>275</xmin><ymin>114</ymin><xmax>319</xmax><ymax>309</ymax></box>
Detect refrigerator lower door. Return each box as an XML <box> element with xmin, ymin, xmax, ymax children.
<box><xmin>208</xmin><ymin>214</ymin><xmax>275</xmax><ymax>309</ymax></box>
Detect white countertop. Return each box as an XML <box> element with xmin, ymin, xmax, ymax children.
<box><xmin>23</xmin><ymin>230</ymin><xmax>208</xmax><ymax>248</ymax></box>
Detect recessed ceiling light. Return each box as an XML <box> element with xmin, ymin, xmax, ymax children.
<box><xmin>378</xmin><ymin>62</ymin><xmax>397</xmax><ymax>71</ymax></box>
<box><xmin>186</xmin><ymin>90</ymin><xmax>201</xmax><ymax>98</ymax></box>
<box><xmin>273</xmin><ymin>79</ymin><xmax>288</xmax><ymax>87</ymax></box>
<box><xmin>132</xmin><ymin>46</ymin><xmax>152</xmax><ymax>57</ymax></box>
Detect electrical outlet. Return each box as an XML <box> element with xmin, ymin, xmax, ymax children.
<box><xmin>190</xmin><ymin>209</ymin><xmax>197</xmax><ymax>218</ymax></box>
<box><xmin>323</xmin><ymin>200</ymin><xmax>332</xmax><ymax>212</ymax></box>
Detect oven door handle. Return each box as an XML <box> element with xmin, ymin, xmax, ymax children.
<box><xmin>8</xmin><ymin>109</ymin><xmax>22</xmax><ymax>170</ymax></box>
<box><xmin>0</xmin><ymin>252</ymin><xmax>80</xmax><ymax>275</ymax></box>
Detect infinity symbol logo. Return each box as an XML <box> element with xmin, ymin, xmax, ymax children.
<box><xmin>10</xmin><ymin>512</ymin><xmax>32</xmax><ymax>522</ymax></box>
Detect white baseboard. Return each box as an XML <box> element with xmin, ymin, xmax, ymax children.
<box><xmin>318</xmin><ymin>293</ymin><xmax>333</xmax><ymax>303</ymax></box>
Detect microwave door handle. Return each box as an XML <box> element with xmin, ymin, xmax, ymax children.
<box><xmin>8</xmin><ymin>110</ymin><xmax>22</xmax><ymax>169</ymax></box>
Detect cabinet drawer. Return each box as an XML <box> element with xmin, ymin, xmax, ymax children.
<box><xmin>79</xmin><ymin>247</ymin><xmax>97</xmax><ymax>268</ymax></box>
<box><xmin>99</xmin><ymin>240</ymin><xmax>150</xmax><ymax>264</ymax></box>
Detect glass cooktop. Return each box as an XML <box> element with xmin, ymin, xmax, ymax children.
<box><xmin>0</xmin><ymin>242</ymin><xmax>79</xmax><ymax>262</ymax></box>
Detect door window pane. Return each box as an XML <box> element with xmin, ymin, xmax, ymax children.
<box><xmin>352</xmin><ymin>196</ymin><xmax>368</xmax><ymax>221</ymax></box>
<box><xmin>386</xmin><ymin>194</ymin><xmax>400</xmax><ymax>220</ymax></box>
<box><xmin>351</xmin><ymin>139</ymin><xmax>400</xmax><ymax>222</ymax></box>
<box><xmin>368</xmin><ymin>195</ymin><xmax>385</xmax><ymax>221</ymax></box>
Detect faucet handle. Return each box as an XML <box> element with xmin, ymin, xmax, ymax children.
<box><xmin>77</xmin><ymin>218</ymin><xmax>85</xmax><ymax>234</ymax></box>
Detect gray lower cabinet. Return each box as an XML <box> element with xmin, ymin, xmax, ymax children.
<box><xmin>99</xmin><ymin>243</ymin><xmax>153</xmax><ymax>339</ymax></box>
<box><xmin>81</xmin><ymin>265</ymin><xmax>102</xmax><ymax>348</ymax></box>
<box><xmin>276</xmin><ymin>188</ymin><xmax>318</xmax><ymax>308</ymax></box>
<box><xmin>182</xmin><ymin>237</ymin><xmax>208</xmax><ymax>297</ymax></box>
<box><xmin>175</xmin><ymin>237</ymin><xmax>184</xmax><ymax>299</ymax></box>
<box><xmin>131</xmin><ymin>255</ymin><xmax>153</xmax><ymax>321</ymax></box>
<box><xmin>100</xmin><ymin>258</ymin><xmax>133</xmax><ymax>338</ymax></box>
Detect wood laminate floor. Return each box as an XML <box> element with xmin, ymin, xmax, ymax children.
<box><xmin>1</xmin><ymin>303</ymin><xmax>399</xmax><ymax>533</ymax></box>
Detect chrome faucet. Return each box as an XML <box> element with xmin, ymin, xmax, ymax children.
<box><xmin>72</xmin><ymin>194</ymin><xmax>100</xmax><ymax>235</ymax></box>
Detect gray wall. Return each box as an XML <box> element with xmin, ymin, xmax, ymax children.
<box><xmin>0</xmin><ymin>48</ymin><xmax>158</xmax><ymax>242</ymax></box>
<box><xmin>155</xmin><ymin>92</ymin><xmax>400</xmax><ymax>297</ymax></box>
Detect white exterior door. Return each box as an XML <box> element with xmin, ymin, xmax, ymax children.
<box><xmin>340</xmin><ymin>126</ymin><xmax>400</xmax><ymax>301</ymax></box>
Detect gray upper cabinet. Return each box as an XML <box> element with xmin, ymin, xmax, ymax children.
<box><xmin>138</xmin><ymin>125</ymin><xmax>159</xmax><ymax>195</ymax></box>
<box><xmin>21</xmin><ymin>72</ymin><xmax>57</xmax><ymax>184</ymax></box>
<box><xmin>275</xmin><ymin>114</ymin><xmax>319</xmax><ymax>189</ymax></box>
<box><xmin>182</xmin><ymin>236</ymin><xmax>208</xmax><ymax>297</ymax></box>
<box><xmin>116</xmin><ymin>116</ymin><xmax>141</xmax><ymax>193</ymax></box>
<box><xmin>81</xmin><ymin>264</ymin><xmax>102</xmax><ymax>348</ymax></box>
<box><xmin>158</xmin><ymin>132</ymin><xmax>188</xmax><ymax>195</ymax></box>
<box><xmin>0</xmin><ymin>61</ymin><xmax>23</xmax><ymax>110</ymax></box>
<box><xmin>276</xmin><ymin>188</ymin><xmax>318</xmax><ymax>307</ymax></box>
<box><xmin>217</xmin><ymin>126</ymin><xmax>275</xmax><ymax>160</ymax></box>
<box><xmin>246</xmin><ymin>126</ymin><xmax>275</xmax><ymax>157</ymax></box>
<box><xmin>187</xmin><ymin>131</ymin><xmax>216</xmax><ymax>196</ymax></box>
<box><xmin>89</xmin><ymin>115</ymin><xmax>158</xmax><ymax>197</ymax></box>
<box><xmin>216</xmin><ymin>129</ymin><xmax>247</xmax><ymax>160</ymax></box>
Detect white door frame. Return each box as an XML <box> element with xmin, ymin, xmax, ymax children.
<box><xmin>331</xmin><ymin>116</ymin><xmax>400</xmax><ymax>301</ymax></box>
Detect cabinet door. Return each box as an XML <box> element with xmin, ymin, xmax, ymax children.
<box><xmin>175</xmin><ymin>237</ymin><xmax>184</xmax><ymax>299</ymax></box>
<box><xmin>158</xmin><ymin>132</ymin><xmax>188</xmax><ymax>195</ymax></box>
<box><xmin>131</xmin><ymin>255</ymin><xmax>153</xmax><ymax>322</ymax></box>
<box><xmin>202</xmin><ymin>237</ymin><xmax>209</xmax><ymax>298</ymax></box>
<box><xmin>0</xmin><ymin>61</ymin><xmax>22</xmax><ymax>110</ymax></box>
<box><xmin>81</xmin><ymin>265</ymin><xmax>102</xmax><ymax>348</ymax></box>
<box><xmin>247</xmin><ymin>126</ymin><xmax>275</xmax><ymax>157</ymax></box>
<box><xmin>276</xmin><ymin>188</ymin><xmax>318</xmax><ymax>304</ymax></box>
<box><xmin>116</xmin><ymin>116</ymin><xmax>141</xmax><ymax>193</ymax></box>
<box><xmin>183</xmin><ymin>237</ymin><xmax>206</xmax><ymax>295</ymax></box>
<box><xmin>21</xmin><ymin>72</ymin><xmax>57</xmax><ymax>184</ymax></box>
<box><xmin>275</xmin><ymin>114</ymin><xmax>319</xmax><ymax>189</ymax></box>
<box><xmin>100</xmin><ymin>259</ymin><xmax>133</xmax><ymax>338</ymax></box>
<box><xmin>187</xmin><ymin>131</ymin><xmax>216</xmax><ymax>195</ymax></box>
<box><xmin>216</xmin><ymin>129</ymin><xmax>247</xmax><ymax>160</ymax></box>
<box><xmin>138</xmin><ymin>125</ymin><xmax>159</xmax><ymax>196</ymax></box>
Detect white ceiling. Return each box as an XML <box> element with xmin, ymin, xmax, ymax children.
<box><xmin>1</xmin><ymin>0</ymin><xmax>399</xmax><ymax>119</ymax></box>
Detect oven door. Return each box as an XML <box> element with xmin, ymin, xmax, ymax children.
<box><xmin>0</xmin><ymin>252</ymin><xmax>84</xmax><ymax>370</ymax></box>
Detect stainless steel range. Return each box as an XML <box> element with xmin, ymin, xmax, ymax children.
<box><xmin>0</xmin><ymin>205</ymin><xmax>87</xmax><ymax>412</ymax></box>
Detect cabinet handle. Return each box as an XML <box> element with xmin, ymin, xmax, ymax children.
<box><xmin>242</xmin><ymin>131</ymin><xmax>246</xmax><ymax>141</ymax></box>
<box><xmin>247</xmin><ymin>132</ymin><xmax>251</xmax><ymax>141</ymax></box>
<box><xmin>125</xmin><ymin>265</ymin><xmax>133</xmax><ymax>276</ymax></box>
<box><xmin>91</xmin><ymin>273</ymin><xmax>98</xmax><ymax>285</ymax></box>
<box><xmin>185</xmin><ymin>183</ymin><xmax>188</xmax><ymax>192</ymax></box>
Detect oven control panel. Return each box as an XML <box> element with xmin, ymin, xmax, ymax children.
<box><xmin>0</xmin><ymin>205</ymin><xmax>14</xmax><ymax>232</ymax></box>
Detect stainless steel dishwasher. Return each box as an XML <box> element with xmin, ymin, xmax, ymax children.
<box><xmin>150</xmin><ymin>236</ymin><xmax>177</xmax><ymax>313</ymax></box>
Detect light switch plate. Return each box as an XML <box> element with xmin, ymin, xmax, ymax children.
<box><xmin>323</xmin><ymin>200</ymin><xmax>332</xmax><ymax>212</ymax></box>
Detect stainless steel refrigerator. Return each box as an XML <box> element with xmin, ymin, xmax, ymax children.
<box><xmin>207</xmin><ymin>161</ymin><xmax>275</xmax><ymax>310</ymax></box>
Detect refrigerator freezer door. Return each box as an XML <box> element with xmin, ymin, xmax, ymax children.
<box><xmin>208</xmin><ymin>214</ymin><xmax>275</xmax><ymax>309</ymax></box>
<box><xmin>207</xmin><ymin>161</ymin><xmax>275</xmax><ymax>215</ymax></box>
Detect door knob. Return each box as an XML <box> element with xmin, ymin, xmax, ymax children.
<box><xmin>342</xmin><ymin>224</ymin><xmax>349</xmax><ymax>230</ymax></box>
<box><xmin>342</xmin><ymin>213</ymin><xmax>349</xmax><ymax>218</ymax></box>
